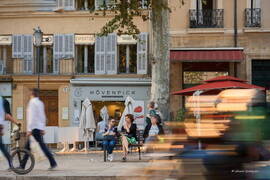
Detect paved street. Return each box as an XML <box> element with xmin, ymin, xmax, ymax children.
<box><xmin>0</xmin><ymin>151</ymin><xmax>207</xmax><ymax>180</ymax></box>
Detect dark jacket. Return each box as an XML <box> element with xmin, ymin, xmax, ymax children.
<box><xmin>143</xmin><ymin>124</ymin><xmax>164</xmax><ymax>139</ymax></box>
<box><xmin>122</xmin><ymin>123</ymin><xmax>137</xmax><ymax>140</ymax></box>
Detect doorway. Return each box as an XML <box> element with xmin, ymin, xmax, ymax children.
<box><xmin>40</xmin><ymin>91</ymin><xmax>59</xmax><ymax>126</ymax></box>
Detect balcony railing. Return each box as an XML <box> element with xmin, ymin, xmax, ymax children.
<box><xmin>245</xmin><ymin>8</ymin><xmax>261</xmax><ymax>27</ymax></box>
<box><xmin>189</xmin><ymin>9</ymin><xmax>224</xmax><ymax>28</ymax></box>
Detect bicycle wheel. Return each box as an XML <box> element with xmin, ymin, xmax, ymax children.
<box><xmin>11</xmin><ymin>149</ymin><xmax>35</xmax><ymax>175</ymax></box>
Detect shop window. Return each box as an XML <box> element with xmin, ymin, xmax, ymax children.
<box><xmin>252</xmin><ymin>60</ymin><xmax>270</xmax><ymax>89</ymax></box>
<box><xmin>183</xmin><ymin>71</ymin><xmax>228</xmax><ymax>88</ymax></box>
<box><xmin>118</xmin><ymin>44</ymin><xmax>137</xmax><ymax>74</ymax></box>
<box><xmin>76</xmin><ymin>0</ymin><xmax>95</xmax><ymax>10</ymax></box>
<box><xmin>76</xmin><ymin>45</ymin><xmax>95</xmax><ymax>74</ymax></box>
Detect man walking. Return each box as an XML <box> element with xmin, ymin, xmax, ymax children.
<box><xmin>22</xmin><ymin>88</ymin><xmax>57</xmax><ymax>170</ymax></box>
<box><xmin>0</xmin><ymin>95</ymin><xmax>20</xmax><ymax>170</ymax></box>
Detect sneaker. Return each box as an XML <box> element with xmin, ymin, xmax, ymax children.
<box><xmin>122</xmin><ymin>157</ymin><xmax>127</xmax><ymax>162</ymax></box>
<box><xmin>48</xmin><ymin>164</ymin><xmax>57</xmax><ymax>171</ymax></box>
<box><xmin>108</xmin><ymin>154</ymin><xmax>113</xmax><ymax>162</ymax></box>
<box><xmin>107</xmin><ymin>154</ymin><xmax>112</xmax><ymax>161</ymax></box>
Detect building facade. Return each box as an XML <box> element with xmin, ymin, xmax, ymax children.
<box><xmin>169</xmin><ymin>0</ymin><xmax>270</xmax><ymax>118</ymax></box>
<box><xmin>0</xmin><ymin>0</ymin><xmax>151</xmax><ymax>134</ymax></box>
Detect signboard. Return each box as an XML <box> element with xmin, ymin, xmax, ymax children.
<box><xmin>42</xmin><ymin>35</ymin><xmax>53</xmax><ymax>45</ymax></box>
<box><xmin>117</xmin><ymin>35</ymin><xmax>137</xmax><ymax>44</ymax></box>
<box><xmin>17</xmin><ymin>107</ymin><xmax>23</xmax><ymax>120</ymax></box>
<box><xmin>75</xmin><ymin>35</ymin><xmax>95</xmax><ymax>45</ymax></box>
<box><xmin>72</xmin><ymin>86</ymin><xmax>150</xmax><ymax>101</ymax></box>
<box><xmin>0</xmin><ymin>36</ymin><xmax>12</xmax><ymax>45</ymax></box>
<box><xmin>133</xmin><ymin>101</ymin><xmax>145</xmax><ymax>130</ymax></box>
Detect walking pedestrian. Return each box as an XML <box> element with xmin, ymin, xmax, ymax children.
<box><xmin>0</xmin><ymin>96</ymin><xmax>20</xmax><ymax>170</ymax></box>
<box><xmin>21</xmin><ymin>88</ymin><xmax>57</xmax><ymax>170</ymax></box>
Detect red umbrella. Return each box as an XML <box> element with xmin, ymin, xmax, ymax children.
<box><xmin>172</xmin><ymin>76</ymin><xmax>265</xmax><ymax>96</ymax></box>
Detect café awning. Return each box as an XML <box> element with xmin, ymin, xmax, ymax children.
<box><xmin>170</xmin><ymin>48</ymin><xmax>245</xmax><ymax>62</ymax></box>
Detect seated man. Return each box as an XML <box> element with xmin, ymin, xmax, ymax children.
<box><xmin>103</xmin><ymin>118</ymin><xmax>118</xmax><ymax>162</ymax></box>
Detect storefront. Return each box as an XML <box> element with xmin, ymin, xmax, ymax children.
<box><xmin>70</xmin><ymin>78</ymin><xmax>151</xmax><ymax>128</ymax></box>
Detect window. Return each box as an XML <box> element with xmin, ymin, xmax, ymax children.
<box><xmin>118</xmin><ymin>44</ymin><xmax>137</xmax><ymax>74</ymax></box>
<box><xmin>95</xmin><ymin>0</ymin><xmax>115</xmax><ymax>10</ymax></box>
<box><xmin>57</xmin><ymin>0</ymin><xmax>75</xmax><ymax>10</ymax></box>
<box><xmin>76</xmin><ymin>0</ymin><xmax>95</xmax><ymax>10</ymax></box>
<box><xmin>53</xmin><ymin>34</ymin><xmax>75</xmax><ymax>73</ymax></box>
<box><xmin>12</xmin><ymin>35</ymin><xmax>33</xmax><ymax>74</ymax></box>
<box><xmin>245</xmin><ymin>0</ymin><xmax>261</xmax><ymax>27</ymax></box>
<box><xmin>37</xmin><ymin>46</ymin><xmax>53</xmax><ymax>74</ymax></box>
<box><xmin>76</xmin><ymin>45</ymin><xmax>95</xmax><ymax>73</ymax></box>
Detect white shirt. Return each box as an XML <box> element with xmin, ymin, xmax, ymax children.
<box><xmin>0</xmin><ymin>97</ymin><xmax>5</xmax><ymax>125</ymax></box>
<box><xmin>149</xmin><ymin>125</ymin><xmax>159</xmax><ymax>136</ymax></box>
<box><xmin>97</xmin><ymin>120</ymin><xmax>106</xmax><ymax>133</ymax></box>
<box><xmin>27</xmin><ymin>97</ymin><xmax>46</xmax><ymax>132</ymax></box>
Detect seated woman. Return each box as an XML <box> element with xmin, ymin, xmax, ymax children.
<box><xmin>103</xmin><ymin>118</ymin><xmax>118</xmax><ymax>162</ymax></box>
<box><xmin>143</xmin><ymin>114</ymin><xmax>164</xmax><ymax>142</ymax></box>
<box><xmin>121</xmin><ymin>114</ymin><xmax>137</xmax><ymax>162</ymax></box>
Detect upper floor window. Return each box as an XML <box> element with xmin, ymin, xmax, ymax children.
<box><xmin>75</xmin><ymin>0</ymin><xmax>95</xmax><ymax>10</ymax></box>
<box><xmin>76</xmin><ymin>45</ymin><xmax>95</xmax><ymax>74</ymax></box>
<box><xmin>245</xmin><ymin>0</ymin><xmax>261</xmax><ymax>27</ymax></box>
<box><xmin>118</xmin><ymin>44</ymin><xmax>137</xmax><ymax>74</ymax></box>
<box><xmin>189</xmin><ymin>0</ymin><xmax>224</xmax><ymax>28</ymax></box>
<box><xmin>0</xmin><ymin>46</ymin><xmax>12</xmax><ymax>75</ymax></box>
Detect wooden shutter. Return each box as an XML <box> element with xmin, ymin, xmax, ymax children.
<box><xmin>12</xmin><ymin>35</ymin><xmax>23</xmax><ymax>58</ymax></box>
<box><xmin>137</xmin><ymin>33</ymin><xmax>148</xmax><ymax>74</ymax></box>
<box><xmin>254</xmin><ymin>0</ymin><xmax>261</xmax><ymax>8</ymax></box>
<box><xmin>53</xmin><ymin>34</ymin><xmax>64</xmax><ymax>73</ymax></box>
<box><xmin>65</xmin><ymin>0</ymin><xmax>75</xmax><ymax>10</ymax></box>
<box><xmin>95</xmin><ymin>36</ymin><xmax>106</xmax><ymax>74</ymax></box>
<box><xmin>95</xmin><ymin>0</ymin><xmax>103</xmax><ymax>10</ymax></box>
<box><xmin>64</xmin><ymin>34</ymin><xmax>74</xmax><ymax>58</ymax></box>
<box><xmin>106</xmin><ymin>33</ymin><xmax>117</xmax><ymax>74</ymax></box>
<box><xmin>23</xmin><ymin>35</ymin><xmax>33</xmax><ymax>73</ymax></box>
<box><xmin>197</xmin><ymin>0</ymin><xmax>203</xmax><ymax>24</ymax></box>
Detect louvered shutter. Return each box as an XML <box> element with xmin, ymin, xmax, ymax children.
<box><xmin>12</xmin><ymin>35</ymin><xmax>23</xmax><ymax>58</ymax></box>
<box><xmin>137</xmin><ymin>33</ymin><xmax>148</xmax><ymax>74</ymax></box>
<box><xmin>53</xmin><ymin>34</ymin><xmax>64</xmax><ymax>73</ymax></box>
<box><xmin>95</xmin><ymin>36</ymin><xmax>106</xmax><ymax>74</ymax></box>
<box><xmin>23</xmin><ymin>35</ymin><xmax>33</xmax><ymax>73</ymax></box>
<box><xmin>106</xmin><ymin>33</ymin><xmax>117</xmax><ymax>74</ymax></box>
<box><xmin>197</xmin><ymin>0</ymin><xmax>203</xmax><ymax>25</ymax></box>
<box><xmin>57</xmin><ymin>0</ymin><xmax>64</xmax><ymax>8</ymax></box>
<box><xmin>64</xmin><ymin>34</ymin><xmax>74</xmax><ymax>58</ymax></box>
<box><xmin>95</xmin><ymin>0</ymin><xmax>103</xmax><ymax>10</ymax></box>
<box><xmin>254</xmin><ymin>0</ymin><xmax>261</xmax><ymax>8</ymax></box>
<box><xmin>65</xmin><ymin>0</ymin><xmax>75</xmax><ymax>10</ymax></box>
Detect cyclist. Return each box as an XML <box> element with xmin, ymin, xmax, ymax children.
<box><xmin>0</xmin><ymin>95</ymin><xmax>20</xmax><ymax>170</ymax></box>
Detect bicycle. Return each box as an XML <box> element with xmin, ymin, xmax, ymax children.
<box><xmin>10</xmin><ymin>124</ymin><xmax>35</xmax><ymax>175</ymax></box>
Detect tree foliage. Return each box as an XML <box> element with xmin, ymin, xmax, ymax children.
<box><xmin>96</xmin><ymin>0</ymin><xmax>185</xmax><ymax>37</ymax></box>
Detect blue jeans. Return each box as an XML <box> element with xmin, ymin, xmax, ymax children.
<box><xmin>103</xmin><ymin>140</ymin><xmax>116</xmax><ymax>154</ymax></box>
<box><xmin>22</xmin><ymin>129</ymin><xmax>57</xmax><ymax>168</ymax></box>
<box><xmin>0</xmin><ymin>136</ymin><xmax>11</xmax><ymax>168</ymax></box>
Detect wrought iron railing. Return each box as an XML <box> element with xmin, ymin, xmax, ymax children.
<box><xmin>245</xmin><ymin>8</ymin><xmax>261</xmax><ymax>27</ymax></box>
<box><xmin>189</xmin><ymin>9</ymin><xmax>224</xmax><ymax>28</ymax></box>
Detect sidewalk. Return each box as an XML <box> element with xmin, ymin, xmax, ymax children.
<box><xmin>0</xmin><ymin>151</ymin><xmax>206</xmax><ymax>180</ymax></box>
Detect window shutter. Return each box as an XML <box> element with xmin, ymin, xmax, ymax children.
<box><xmin>23</xmin><ymin>35</ymin><xmax>33</xmax><ymax>73</ymax></box>
<box><xmin>254</xmin><ymin>0</ymin><xmax>261</xmax><ymax>8</ymax></box>
<box><xmin>65</xmin><ymin>0</ymin><xmax>75</xmax><ymax>10</ymax></box>
<box><xmin>95</xmin><ymin>36</ymin><xmax>106</xmax><ymax>74</ymax></box>
<box><xmin>197</xmin><ymin>0</ymin><xmax>203</xmax><ymax>24</ymax></box>
<box><xmin>53</xmin><ymin>34</ymin><xmax>63</xmax><ymax>73</ymax></box>
<box><xmin>57</xmin><ymin>0</ymin><xmax>64</xmax><ymax>8</ymax></box>
<box><xmin>137</xmin><ymin>32</ymin><xmax>148</xmax><ymax>74</ymax></box>
<box><xmin>106</xmin><ymin>33</ymin><xmax>117</xmax><ymax>74</ymax></box>
<box><xmin>95</xmin><ymin>0</ymin><xmax>103</xmax><ymax>10</ymax></box>
<box><xmin>12</xmin><ymin>35</ymin><xmax>19</xmax><ymax>58</ymax></box>
<box><xmin>64</xmin><ymin>34</ymin><xmax>74</xmax><ymax>59</ymax></box>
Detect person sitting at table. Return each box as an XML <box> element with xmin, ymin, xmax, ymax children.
<box><xmin>121</xmin><ymin>114</ymin><xmax>137</xmax><ymax>162</ymax></box>
<box><xmin>103</xmin><ymin>118</ymin><xmax>118</xmax><ymax>162</ymax></box>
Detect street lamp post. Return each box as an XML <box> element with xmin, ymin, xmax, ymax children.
<box><xmin>33</xmin><ymin>27</ymin><xmax>43</xmax><ymax>90</ymax></box>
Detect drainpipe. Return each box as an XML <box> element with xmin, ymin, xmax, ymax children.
<box><xmin>234</xmin><ymin>0</ymin><xmax>238</xmax><ymax>47</ymax></box>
